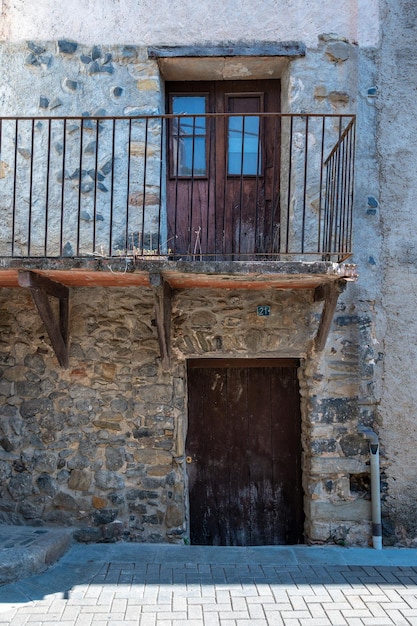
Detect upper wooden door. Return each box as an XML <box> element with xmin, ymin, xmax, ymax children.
<box><xmin>166</xmin><ymin>80</ymin><xmax>281</xmax><ymax>258</ymax></box>
<box><xmin>186</xmin><ymin>359</ymin><xmax>304</xmax><ymax>546</ymax></box>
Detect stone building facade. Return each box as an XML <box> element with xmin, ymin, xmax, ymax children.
<box><xmin>0</xmin><ymin>0</ymin><xmax>414</xmax><ymax>547</ymax></box>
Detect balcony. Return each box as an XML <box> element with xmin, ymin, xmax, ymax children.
<box><xmin>0</xmin><ymin>113</ymin><xmax>355</xmax><ymax>250</ymax></box>
<box><xmin>0</xmin><ymin>112</ymin><xmax>355</xmax><ymax>288</ymax></box>
<box><xmin>0</xmin><ymin>112</ymin><xmax>356</xmax><ymax>366</ymax></box>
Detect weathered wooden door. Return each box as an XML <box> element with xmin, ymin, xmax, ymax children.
<box><xmin>186</xmin><ymin>359</ymin><xmax>304</xmax><ymax>546</ymax></box>
<box><xmin>167</xmin><ymin>81</ymin><xmax>280</xmax><ymax>257</ymax></box>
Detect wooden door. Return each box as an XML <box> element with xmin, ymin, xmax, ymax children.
<box><xmin>186</xmin><ymin>359</ymin><xmax>304</xmax><ymax>546</ymax></box>
<box><xmin>167</xmin><ymin>81</ymin><xmax>280</xmax><ymax>258</ymax></box>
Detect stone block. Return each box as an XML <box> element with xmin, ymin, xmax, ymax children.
<box><xmin>310</xmin><ymin>457</ymin><xmax>367</xmax><ymax>475</ymax></box>
<box><xmin>20</xmin><ymin>397</ymin><xmax>53</xmax><ymax>419</ymax></box>
<box><xmin>307</xmin><ymin>498</ymin><xmax>371</xmax><ymax>523</ymax></box>
<box><xmin>95</xmin><ymin>470</ymin><xmax>124</xmax><ymax>490</ymax></box>
<box><xmin>37</xmin><ymin>474</ymin><xmax>59</xmax><ymax>496</ymax></box>
<box><xmin>68</xmin><ymin>469</ymin><xmax>91</xmax><ymax>491</ymax></box>
<box><xmin>309</xmin><ymin>521</ymin><xmax>371</xmax><ymax>546</ymax></box>
<box><xmin>53</xmin><ymin>492</ymin><xmax>78</xmax><ymax>511</ymax></box>
<box><xmin>33</xmin><ymin>451</ymin><xmax>58</xmax><ymax>472</ymax></box>
<box><xmin>93</xmin><ymin>419</ymin><xmax>122</xmax><ymax>431</ymax></box>
<box><xmin>74</xmin><ymin>527</ymin><xmax>102</xmax><ymax>543</ymax></box>
<box><xmin>165</xmin><ymin>503</ymin><xmax>183</xmax><ymax>528</ymax></box>
<box><xmin>105</xmin><ymin>447</ymin><xmax>125</xmax><ymax>471</ymax></box>
<box><xmin>8</xmin><ymin>474</ymin><xmax>33</xmax><ymax>501</ymax></box>
<box><xmin>147</xmin><ymin>465</ymin><xmax>171</xmax><ymax>477</ymax></box>
<box><xmin>92</xmin><ymin>508</ymin><xmax>118</xmax><ymax>525</ymax></box>
<box><xmin>0</xmin><ymin>461</ymin><xmax>12</xmax><ymax>482</ymax></box>
<box><xmin>325</xmin><ymin>41</ymin><xmax>351</xmax><ymax>62</ymax></box>
<box><xmin>58</xmin><ymin>40</ymin><xmax>78</xmax><ymax>54</ymax></box>
<box><xmin>328</xmin><ymin>91</ymin><xmax>350</xmax><ymax>105</ymax></box>
<box><xmin>67</xmin><ymin>453</ymin><xmax>90</xmax><ymax>470</ymax></box>
<box><xmin>339</xmin><ymin>433</ymin><xmax>369</xmax><ymax>456</ymax></box>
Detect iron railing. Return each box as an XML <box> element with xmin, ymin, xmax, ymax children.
<box><xmin>0</xmin><ymin>113</ymin><xmax>355</xmax><ymax>261</ymax></box>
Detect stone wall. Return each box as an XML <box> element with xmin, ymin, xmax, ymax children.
<box><xmin>301</xmin><ymin>298</ymin><xmax>378</xmax><ymax>546</ymax></box>
<box><xmin>0</xmin><ymin>280</ymin><xmax>381</xmax><ymax>545</ymax></box>
<box><xmin>0</xmin><ymin>42</ymin><xmax>164</xmax><ymax>257</ymax></box>
<box><xmin>0</xmin><ymin>287</ymin><xmax>182</xmax><ymax>541</ymax></box>
<box><xmin>0</xmin><ymin>5</ymin><xmax>391</xmax><ymax>546</ymax></box>
<box><xmin>0</xmin><ymin>285</ymin><xmax>327</xmax><ymax>542</ymax></box>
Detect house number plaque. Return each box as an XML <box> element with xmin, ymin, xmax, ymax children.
<box><xmin>257</xmin><ymin>305</ymin><xmax>270</xmax><ymax>317</ymax></box>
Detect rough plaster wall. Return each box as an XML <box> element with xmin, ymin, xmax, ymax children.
<box><xmin>377</xmin><ymin>0</ymin><xmax>417</xmax><ymax>541</ymax></box>
<box><xmin>0</xmin><ymin>0</ymin><xmax>379</xmax><ymax>48</ymax></box>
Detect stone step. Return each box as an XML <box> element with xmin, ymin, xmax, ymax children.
<box><xmin>0</xmin><ymin>526</ymin><xmax>74</xmax><ymax>585</ymax></box>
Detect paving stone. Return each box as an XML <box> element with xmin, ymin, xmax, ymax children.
<box><xmin>2</xmin><ymin>535</ymin><xmax>417</xmax><ymax>625</ymax></box>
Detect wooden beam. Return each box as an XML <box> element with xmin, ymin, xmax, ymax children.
<box><xmin>150</xmin><ymin>273</ymin><xmax>172</xmax><ymax>371</ymax></box>
<box><xmin>314</xmin><ymin>284</ymin><xmax>326</xmax><ymax>302</ymax></box>
<box><xmin>18</xmin><ymin>270</ymin><xmax>69</xmax><ymax>299</ymax></box>
<box><xmin>314</xmin><ymin>280</ymin><xmax>346</xmax><ymax>353</ymax></box>
<box><xmin>18</xmin><ymin>271</ymin><xmax>69</xmax><ymax>368</ymax></box>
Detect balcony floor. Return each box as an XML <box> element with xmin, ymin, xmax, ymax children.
<box><xmin>0</xmin><ymin>258</ymin><xmax>356</xmax><ymax>290</ymax></box>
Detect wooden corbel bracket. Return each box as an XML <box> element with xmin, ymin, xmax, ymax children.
<box><xmin>150</xmin><ymin>272</ymin><xmax>172</xmax><ymax>371</ymax></box>
<box><xmin>18</xmin><ymin>271</ymin><xmax>69</xmax><ymax>368</ymax></box>
<box><xmin>313</xmin><ymin>279</ymin><xmax>346</xmax><ymax>353</ymax></box>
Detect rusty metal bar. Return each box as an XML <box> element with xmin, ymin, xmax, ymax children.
<box><xmin>173</xmin><ymin>115</ymin><xmax>180</xmax><ymax>256</ymax></box>
<box><xmin>92</xmin><ymin>118</ymin><xmax>100</xmax><ymax>255</ymax></box>
<box><xmin>125</xmin><ymin>118</ymin><xmax>132</xmax><ymax>253</ymax></box>
<box><xmin>270</xmin><ymin>115</ymin><xmax>279</xmax><ymax>255</ymax></box>
<box><xmin>189</xmin><ymin>115</ymin><xmax>196</xmax><ymax>256</ymax></box>
<box><xmin>285</xmin><ymin>116</ymin><xmax>294</xmax><ymax>254</ymax></box>
<box><xmin>109</xmin><ymin>118</ymin><xmax>116</xmax><ymax>256</ymax></box>
<box><xmin>301</xmin><ymin>115</ymin><xmax>309</xmax><ymax>254</ymax></box>
<box><xmin>254</xmin><ymin>116</ymin><xmax>261</xmax><ymax>255</ymax></box>
<box><xmin>238</xmin><ymin>116</ymin><xmax>246</xmax><ymax>255</ymax></box>
<box><xmin>206</xmin><ymin>115</ymin><xmax>212</xmax><ymax>256</ymax></box>
<box><xmin>157</xmin><ymin>117</ymin><xmax>164</xmax><ymax>255</ymax></box>
<box><xmin>141</xmin><ymin>117</ymin><xmax>149</xmax><ymax>256</ymax></box>
<box><xmin>11</xmin><ymin>119</ymin><xmax>18</xmax><ymax>257</ymax></box>
<box><xmin>59</xmin><ymin>119</ymin><xmax>67</xmax><ymax>256</ymax></box>
<box><xmin>27</xmin><ymin>119</ymin><xmax>35</xmax><ymax>256</ymax></box>
<box><xmin>76</xmin><ymin>118</ymin><xmax>84</xmax><ymax>256</ymax></box>
<box><xmin>318</xmin><ymin>116</ymin><xmax>326</xmax><ymax>254</ymax></box>
<box><xmin>0</xmin><ymin>113</ymin><xmax>355</xmax><ymax>261</ymax></box>
<box><xmin>44</xmin><ymin>119</ymin><xmax>52</xmax><ymax>256</ymax></box>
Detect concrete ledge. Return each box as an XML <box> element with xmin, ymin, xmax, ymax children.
<box><xmin>0</xmin><ymin>527</ymin><xmax>74</xmax><ymax>585</ymax></box>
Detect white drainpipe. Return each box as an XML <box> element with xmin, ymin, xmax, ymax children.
<box><xmin>358</xmin><ymin>426</ymin><xmax>382</xmax><ymax>549</ymax></box>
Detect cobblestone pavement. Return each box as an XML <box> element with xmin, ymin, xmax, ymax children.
<box><xmin>1</xmin><ymin>543</ymin><xmax>417</xmax><ymax>625</ymax></box>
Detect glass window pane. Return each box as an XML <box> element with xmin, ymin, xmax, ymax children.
<box><xmin>172</xmin><ymin>96</ymin><xmax>206</xmax><ymax>116</ymax></box>
<box><xmin>172</xmin><ymin>97</ymin><xmax>206</xmax><ymax>135</ymax></box>
<box><xmin>172</xmin><ymin>136</ymin><xmax>206</xmax><ymax>176</ymax></box>
<box><xmin>177</xmin><ymin>116</ymin><xmax>206</xmax><ymax>136</ymax></box>
<box><xmin>228</xmin><ymin>115</ymin><xmax>261</xmax><ymax>175</ymax></box>
<box><xmin>171</xmin><ymin>96</ymin><xmax>207</xmax><ymax>176</ymax></box>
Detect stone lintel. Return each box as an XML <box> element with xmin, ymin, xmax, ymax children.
<box><xmin>148</xmin><ymin>42</ymin><xmax>306</xmax><ymax>59</ymax></box>
<box><xmin>148</xmin><ymin>42</ymin><xmax>305</xmax><ymax>81</ymax></box>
